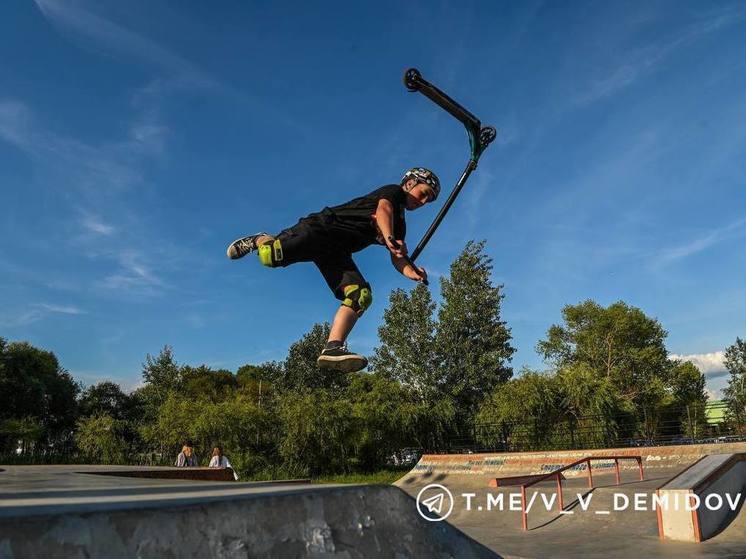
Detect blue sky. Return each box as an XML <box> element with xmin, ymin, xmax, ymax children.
<box><xmin>1</xmin><ymin>1</ymin><xmax>744</xmax><ymax>397</ymax></box>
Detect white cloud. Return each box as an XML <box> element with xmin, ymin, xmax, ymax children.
<box><xmin>671</xmin><ymin>351</ymin><xmax>728</xmax><ymax>377</ymax></box>
<box><xmin>129</xmin><ymin>119</ymin><xmax>168</xmax><ymax>156</ymax></box>
<box><xmin>37</xmin><ymin>303</ymin><xmax>86</xmax><ymax>315</ymax></box>
<box><xmin>578</xmin><ymin>8</ymin><xmax>746</xmax><ymax>105</ymax></box>
<box><xmin>33</xmin><ymin>0</ymin><xmax>215</xmax><ymax>87</ymax></box>
<box><xmin>657</xmin><ymin>218</ymin><xmax>746</xmax><ymax>265</ymax></box>
<box><xmin>98</xmin><ymin>250</ymin><xmax>165</xmax><ymax>295</ymax></box>
<box><xmin>0</xmin><ymin>303</ymin><xmax>87</xmax><ymax>327</ymax></box>
<box><xmin>186</xmin><ymin>312</ymin><xmax>205</xmax><ymax>328</ymax></box>
<box><xmin>0</xmin><ymin>98</ymin><xmax>144</xmax><ymax>195</ymax></box>
<box><xmin>0</xmin><ymin>100</ymin><xmax>33</xmax><ymax>146</ymax></box>
<box><xmin>34</xmin><ymin>0</ymin><xmax>309</xmax><ymax>137</ymax></box>
<box><xmin>80</xmin><ymin>213</ymin><xmax>115</xmax><ymax>236</ymax></box>
<box><xmin>0</xmin><ymin>94</ymin><xmax>177</xmax><ymax>300</ymax></box>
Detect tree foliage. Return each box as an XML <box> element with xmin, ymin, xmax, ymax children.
<box><xmin>0</xmin><ymin>339</ymin><xmax>79</xmax><ymax>453</ymax></box>
<box><xmin>0</xmin><ymin>417</ymin><xmax>45</xmax><ymax>455</ymax></box>
<box><xmin>372</xmin><ymin>240</ymin><xmax>514</xmax><ymax>443</ymax></box>
<box><xmin>372</xmin><ymin>284</ymin><xmax>438</xmax><ymax>400</ymax></box>
<box><xmin>75</xmin><ymin>414</ymin><xmax>130</xmax><ymax>464</ymax></box>
<box><xmin>537</xmin><ymin>300</ymin><xmax>670</xmax><ymax>409</ymax></box>
<box><xmin>277</xmin><ymin>390</ymin><xmax>355</xmax><ymax>476</ymax></box>
<box><xmin>279</xmin><ymin>322</ymin><xmax>349</xmax><ymax>394</ymax></box>
<box><xmin>724</xmin><ymin>337</ymin><xmax>746</xmax><ymax>422</ymax></box>
<box><xmin>79</xmin><ymin>382</ymin><xmax>133</xmax><ymax>421</ymax></box>
<box><xmin>2</xmin><ymin>238</ymin><xmax>734</xmax><ymax>476</ymax></box>
<box><xmin>436</xmin><ymin>240</ymin><xmax>515</xmax><ymax>419</ymax></box>
<box><xmin>474</xmin><ymin>300</ymin><xmax>712</xmax><ymax>447</ymax></box>
<box><xmin>476</xmin><ymin>370</ymin><xmax>561</xmax><ymax>450</ymax></box>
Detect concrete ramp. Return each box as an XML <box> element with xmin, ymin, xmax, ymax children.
<box><xmin>0</xmin><ymin>465</ymin><xmax>498</xmax><ymax>558</ymax></box>
<box><xmin>658</xmin><ymin>453</ymin><xmax>746</xmax><ymax>543</ymax></box>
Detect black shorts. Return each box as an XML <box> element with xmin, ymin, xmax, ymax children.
<box><xmin>274</xmin><ymin>215</ymin><xmax>367</xmax><ymax>300</ymax></box>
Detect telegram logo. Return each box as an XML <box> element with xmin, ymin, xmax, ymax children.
<box><xmin>416</xmin><ymin>483</ymin><xmax>454</xmax><ymax>521</ymax></box>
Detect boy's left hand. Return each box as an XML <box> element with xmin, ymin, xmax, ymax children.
<box><xmin>407</xmin><ymin>265</ymin><xmax>428</xmax><ymax>283</ymax></box>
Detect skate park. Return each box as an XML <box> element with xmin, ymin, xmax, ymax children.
<box><xmin>4</xmin><ymin>2</ymin><xmax>746</xmax><ymax>559</ymax></box>
<box><xmin>397</xmin><ymin>443</ymin><xmax>746</xmax><ymax>557</ymax></box>
<box><xmin>2</xmin><ymin>442</ymin><xmax>745</xmax><ymax>558</ymax></box>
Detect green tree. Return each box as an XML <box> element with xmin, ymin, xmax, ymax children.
<box><xmin>371</xmin><ymin>283</ymin><xmax>438</xmax><ymax>401</ymax></box>
<box><xmin>347</xmin><ymin>372</ymin><xmax>421</xmax><ymax>468</ymax></box>
<box><xmin>669</xmin><ymin>360</ymin><xmax>708</xmax><ymax>439</ymax></box>
<box><xmin>436</xmin><ymin>240</ymin><xmax>515</xmax><ymax>423</ymax></box>
<box><xmin>139</xmin><ymin>393</ymin><xmax>194</xmax><ymax>460</ymax></box>
<box><xmin>237</xmin><ymin>362</ymin><xmax>283</xmax><ymax>385</ymax></box>
<box><xmin>180</xmin><ymin>365</ymin><xmax>237</xmax><ymax>401</ymax></box>
<box><xmin>0</xmin><ymin>340</ymin><xmax>79</xmax><ymax>453</ymax></box>
<box><xmin>191</xmin><ymin>395</ymin><xmax>275</xmax><ymax>467</ymax></box>
<box><xmin>278</xmin><ymin>323</ymin><xmax>349</xmax><ymax>393</ymax></box>
<box><xmin>277</xmin><ymin>390</ymin><xmax>355</xmax><ymax>476</ymax></box>
<box><xmin>670</xmin><ymin>361</ymin><xmax>707</xmax><ymax>405</ymax></box>
<box><xmin>537</xmin><ymin>300</ymin><xmax>670</xmax><ymax>410</ymax></box>
<box><xmin>141</xmin><ymin>345</ymin><xmax>182</xmax><ymax>395</ymax></box>
<box><xmin>0</xmin><ymin>417</ymin><xmax>45</xmax><ymax>455</ymax></box>
<box><xmin>723</xmin><ymin>337</ymin><xmax>746</xmax><ymax>424</ymax></box>
<box><xmin>136</xmin><ymin>345</ymin><xmax>182</xmax><ymax>421</ymax></box>
<box><xmin>556</xmin><ymin>363</ymin><xmax>626</xmax><ymax>448</ymax></box>
<box><xmin>403</xmin><ymin>397</ymin><xmax>456</xmax><ymax>452</ymax></box>
<box><xmin>75</xmin><ymin>414</ymin><xmax>129</xmax><ymax>463</ymax></box>
<box><xmin>236</xmin><ymin>363</ymin><xmax>280</xmax><ymax>412</ymax></box>
<box><xmin>476</xmin><ymin>370</ymin><xmax>560</xmax><ymax>451</ymax></box>
<box><xmin>141</xmin><ymin>391</ymin><xmax>276</xmax><ymax>474</ymax></box>
<box><xmin>79</xmin><ymin>381</ymin><xmax>131</xmax><ymax>420</ymax></box>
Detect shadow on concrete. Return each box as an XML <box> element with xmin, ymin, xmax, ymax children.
<box><xmin>708</xmin><ymin>491</ymin><xmax>745</xmax><ymax>540</ymax></box>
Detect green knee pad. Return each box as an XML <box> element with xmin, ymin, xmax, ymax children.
<box><xmin>258</xmin><ymin>239</ymin><xmax>283</xmax><ymax>267</ymax></box>
<box><xmin>342</xmin><ymin>284</ymin><xmax>373</xmax><ymax>316</ymax></box>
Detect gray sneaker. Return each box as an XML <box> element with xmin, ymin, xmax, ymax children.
<box><xmin>317</xmin><ymin>343</ymin><xmax>368</xmax><ymax>373</ymax></box>
<box><xmin>226</xmin><ymin>232</ymin><xmax>270</xmax><ymax>260</ymax></box>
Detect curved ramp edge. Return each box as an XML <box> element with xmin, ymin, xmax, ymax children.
<box><xmin>0</xmin><ymin>482</ymin><xmax>500</xmax><ymax>558</ymax></box>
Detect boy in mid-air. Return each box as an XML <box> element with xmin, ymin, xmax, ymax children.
<box><xmin>227</xmin><ymin>167</ymin><xmax>440</xmax><ymax>372</ymax></box>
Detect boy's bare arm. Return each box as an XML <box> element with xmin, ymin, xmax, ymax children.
<box><xmin>375</xmin><ymin>199</ymin><xmax>395</xmax><ymax>238</ymax></box>
<box><xmin>375</xmin><ymin>199</ymin><xmax>406</xmax><ymax>258</ymax></box>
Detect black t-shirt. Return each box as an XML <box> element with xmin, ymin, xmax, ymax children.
<box><xmin>305</xmin><ymin>184</ymin><xmax>407</xmax><ymax>253</ymax></box>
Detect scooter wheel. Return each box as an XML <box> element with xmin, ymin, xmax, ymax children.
<box><xmin>404</xmin><ymin>68</ymin><xmax>422</xmax><ymax>92</ymax></box>
<box><xmin>480</xmin><ymin>126</ymin><xmax>497</xmax><ymax>147</ymax></box>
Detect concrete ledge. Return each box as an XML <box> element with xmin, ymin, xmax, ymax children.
<box><xmin>79</xmin><ymin>467</ymin><xmax>237</xmax><ymax>482</ymax></box>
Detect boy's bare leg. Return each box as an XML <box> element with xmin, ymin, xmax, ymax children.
<box><xmin>328</xmin><ymin>305</ymin><xmax>358</xmax><ymax>343</ymax></box>
<box><xmin>318</xmin><ymin>305</ymin><xmax>367</xmax><ymax>372</ymax></box>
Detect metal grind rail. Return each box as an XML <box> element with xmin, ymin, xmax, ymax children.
<box><xmin>516</xmin><ymin>455</ymin><xmax>644</xmax><ymax>531</ymax></box>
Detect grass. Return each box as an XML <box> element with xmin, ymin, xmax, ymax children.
<box><xmin>312</xmin><ymin>466</ymin><xmax>411</xmax><ymax>485</ymax></box>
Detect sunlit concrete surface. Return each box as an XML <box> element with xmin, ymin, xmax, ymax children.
<box><xmin>0</xmin><ymin>465</ymin><xmax>497</xmax><ymax>558</ymax></box>
<box><xmin>397</xmin><ymin>448</ymin><xmax>746</xmax><ymax>559</ymax></box>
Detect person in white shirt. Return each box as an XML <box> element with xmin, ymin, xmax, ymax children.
<box><xmin>209</xmin><ymin>446</ymin><xmax>238</xmax><ymax>480</ymax></box>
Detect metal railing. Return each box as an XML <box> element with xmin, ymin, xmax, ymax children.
<box><xmin>514</xmin><ymin>455</ymin><xmax>644</xmax><ymax>531</ymax></box>
<box><xmin>441</xmin><ymin>402</ymin><xmax>743</xmax><ymax>454</ymax></box>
